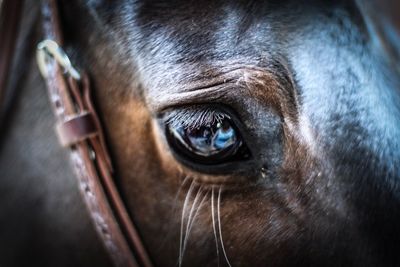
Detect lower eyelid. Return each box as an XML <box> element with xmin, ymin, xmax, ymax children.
<box><xmin>176</xmin><ymin>169</ymin><xmax>251</xmax><ymax>187</ymax></box>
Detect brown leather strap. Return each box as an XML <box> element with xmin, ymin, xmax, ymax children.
<box><xmin>37</xmin><ymin>1</ymin><xmax>153</xmax><ymax>267</ymax></box>
<box><xmin>56</xmin><ymin>112</ymin><xmax>98</xmax><ymax>147</ymax></box>
<box><xmin>0</xmin><ymin>0</ymin><xmax>25</xmax><ymax>122</ymax></box>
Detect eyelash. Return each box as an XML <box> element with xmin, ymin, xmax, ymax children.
<box><xmin>163</xmin><ymin>107</ymin><xmax>230</xmax><ymax>130</ymax></box>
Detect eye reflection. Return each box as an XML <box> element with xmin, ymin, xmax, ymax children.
<box><xmin>174</xmin><ymin>119</ymin><xmax>239</xmax><ymax>157</ymax></box>
<box><xmin>165</xmin><ymin>109</ymin><xmax>250</xmax><ymax>165</ymax></box>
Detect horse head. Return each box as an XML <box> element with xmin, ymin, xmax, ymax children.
<box><xmin>1</xmin><ymin>0</ymin><xmax>399</xmax><ymax>266</ymax></box>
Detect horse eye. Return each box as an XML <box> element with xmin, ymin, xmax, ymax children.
<box><xmin>165</xmin><ymin>109</ymin><xmax>250</xmax><ymax>165</ymax></box>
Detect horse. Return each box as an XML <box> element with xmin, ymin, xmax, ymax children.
<box><xmin>0</xmin><ymin>0</ymin><xmax>399</xmax><ymax>266</ymax></box>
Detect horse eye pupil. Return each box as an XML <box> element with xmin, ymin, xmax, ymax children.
<box><xmin>166</xmin><ymin>115</ymin><xmax>247</xmax><ymax>164</ymax></box>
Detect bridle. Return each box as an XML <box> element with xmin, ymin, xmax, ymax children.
<box><xmin>0</xmin><ymin>1</ymin><xmax>153</xmax><ymax>267</ymax></box>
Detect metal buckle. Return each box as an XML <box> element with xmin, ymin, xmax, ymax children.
<box><xmin>36</xmin><ymin>39</ymin><xmax>81</xmax><ymax>80</ymax></box>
